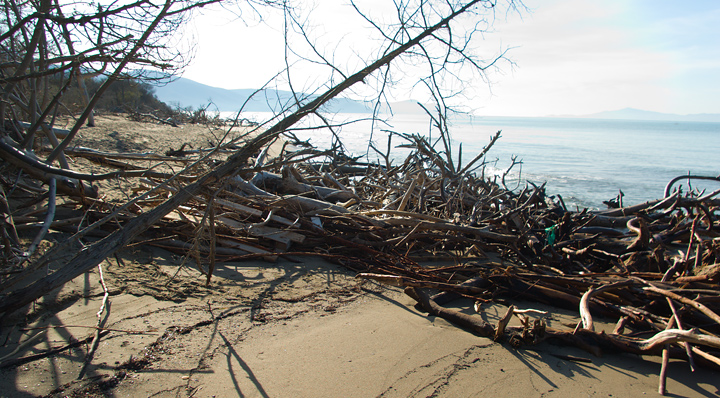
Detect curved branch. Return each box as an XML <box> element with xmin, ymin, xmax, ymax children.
<box><xmin>628</xmin><ymin>329</ymin><xmax>720</xmax><ymax>352</ymax></box>
<box><xmin>0</xmin><ymin>137</ymin><xmax>175</xmax><ymax>183</ymax></box>
<box><xmin>664</xmin><ymin>175</ymin><xmax>720</xmax><ymax>198</ymax></box>
<box><xmin>0</xmin><ymin>138</ymin><xmax>98</xmax><ymax>197</ymax></box>
<box><xmin>641</xmin><ymin>283</ymin><xmax>720</xmax><ymax>327</ymax></box>
<box><xmin>579</xmin><ymin>280</ymin><xmax>634</xmax><ymax>331</ymax></box>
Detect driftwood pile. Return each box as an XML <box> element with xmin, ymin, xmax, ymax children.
<box><xmin>2</xmin><ymin>121</ymin><xmax>720</xmax><ymax>394</ymax></box>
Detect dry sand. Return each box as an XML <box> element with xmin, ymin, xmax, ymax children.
<box><xmin>1</xmin><ymin>115</ymin><xmax>718</xmax><ymax>397</ymax></box>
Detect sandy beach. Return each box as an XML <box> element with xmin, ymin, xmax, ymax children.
<box><xmin>1</xmin><ymin>254</ymin><xmax>717</xmax><ymax>397</ymax></box>
<box><xmin>1</xmin><ymin>115</ymin><xmax>718</xmax><ymax>397</ymax></box>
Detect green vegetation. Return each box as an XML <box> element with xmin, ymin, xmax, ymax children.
<box><xmin>48</xmin><ymin>72</ymin><xmax>173</xmax><ymax>117</ymax></box>
<box><xmin>86</xmin><ymin>78</ymin><xmax>173</xmax><ymax>115</ymax></box>
<box><xmin>48</xmin><ymin>72</ymin><xmax>225</xmax><ymax>126</ymax></box>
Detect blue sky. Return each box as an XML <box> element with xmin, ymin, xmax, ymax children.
<box><xmin>181</xmin><ymin>0</ymin><xmax>720</xmax><ymax>117</ymax></box>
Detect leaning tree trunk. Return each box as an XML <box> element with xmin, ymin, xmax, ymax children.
<box><xmin>0</xmin><ymin>0</ymin><xmax>486</xmax><ymax>317</ymax></box>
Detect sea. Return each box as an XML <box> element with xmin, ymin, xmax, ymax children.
<box><xmin>228</xmin><ymin>112</ymin><xmax>720</xmax><ymax>211</ymax></box>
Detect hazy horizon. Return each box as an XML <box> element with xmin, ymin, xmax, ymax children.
<box><xmin>155</xmin><ymin>76</ymin><xmax>720</xmax><ymax>122</ymax></box>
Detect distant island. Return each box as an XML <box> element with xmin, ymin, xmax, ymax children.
<box><xmin>153</xmin><ymin>77</ymin><xmax>720</xmax><ymax>123</ymax></box>
<box><xmin>577</xmin><ymin>108</ymin><xmax>720</xmax><ymax>123</ymax></box>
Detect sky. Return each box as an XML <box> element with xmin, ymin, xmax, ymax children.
<box><xmin>180</xmin><ymin>0</ymin><xmax>720</xmax><ymax>117</ymax></box>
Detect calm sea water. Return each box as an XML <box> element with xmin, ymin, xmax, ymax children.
<box><xmin>235</xmin><ymin>112</ymin><xmax>720</xmax><ymax>210</ymax></box>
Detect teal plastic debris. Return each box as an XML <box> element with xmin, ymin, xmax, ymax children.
<box><xmin>545</xmin><ymin>225</ymin><xmax>558</xmax><ymax>246</ymax></box>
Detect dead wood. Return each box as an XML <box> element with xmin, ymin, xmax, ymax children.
<box><xmin>408</xmin><ymin>287</ymin><xmax>495</xmax><ymax>337</ymax></box>
<box><xmin>3</xmin><ymin>113</ymin><xmax>719</xmax><ymax>391</ymax></box>
<box><xmin>0</xmin><ymin>5</ymin><xmax>717</xmax><ymax>390</ymax></box>
<box><xmin>61</xmin><ymin>147</ymin><xmax>188</xmax><ymax>162</ymax></box>
<box><xmin>0</xmin><ymin>137</ymin><xmax>98</xmax><ymax>198</ymax></box>
<box><xmin>251</xmin><ymin>167</ymin><xmax>356</xmax><ymax>203</ymax></box>
<box><xmin>0</xmin><ymin>5</ymin><xmax>484</xmax><ymax>316</ymax></box>
<box><xmin>77</xmin><ymin>263</ymin><xmax>110</xmax><ymax>379</ymax></box>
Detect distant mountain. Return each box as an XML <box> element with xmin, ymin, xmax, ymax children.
<box><xmin>580</xmin><ymin>107</ymin><xmax>720</xmax><ymax>123</ymax></box>
<box><xmin>152</xmin><ymin>77</ymin><xmax>371</xmax><ymax>114</ymax></box>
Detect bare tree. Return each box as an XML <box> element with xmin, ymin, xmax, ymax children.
<box><xmin>0</xmin><ymin>0</ymin><xmax>519</xmax><ymax>315</ymax></box>
<box><xmin>0</xmin><ymin>0</ymin><xmax>284</xmax><ymax>262</ymax></box>
<box><xmin>278</xmin><ymin>0</ymin><xmax>515</xmax><ymax>167</ymax></box>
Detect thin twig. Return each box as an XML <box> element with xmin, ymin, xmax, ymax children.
<box><xmin>77</xmin><ymin>262</ymin><xmax>110</xmax><ymax>379</ymax></box>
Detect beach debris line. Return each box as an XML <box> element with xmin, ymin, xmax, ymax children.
<box><xmin>3</xmin><ymin>113</ymin><xmax>720</xmax><ymax>393</ymax></box>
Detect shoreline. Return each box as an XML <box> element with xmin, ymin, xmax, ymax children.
<box><xmin>1</xmin><ymin>114</ymin><xmax>718</xmax><ymax>397</ymax></box>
